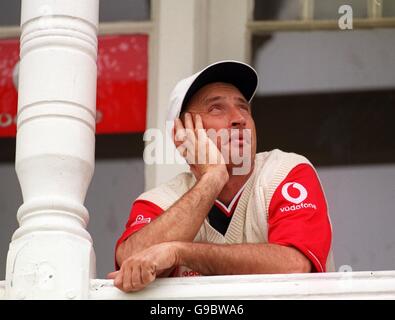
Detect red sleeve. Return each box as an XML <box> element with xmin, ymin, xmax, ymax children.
<box><xmin>114</xmin><ymin>199</ymin><xmax>164</xmax><ymax>270</ymax></box>
<box><xmin>268</xmin><ymin>163</ymin><xmax>332</xmax><ymax>272</ymax></box>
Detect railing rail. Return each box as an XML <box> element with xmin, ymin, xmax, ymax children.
<box><xmin>2</xmin><ymin>270</ymin><xmax>395</xmax><ymax>299</ymax></box>
<box><xmin>88</xmin><ymin>271</ymin><xmax>395</xmax><ymax>300</ymax></box>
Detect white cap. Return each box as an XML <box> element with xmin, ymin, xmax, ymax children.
<box><xmin>166</xmin><ymin>60</ymin><xmax>259</xmax><ymax>122</ymax></box>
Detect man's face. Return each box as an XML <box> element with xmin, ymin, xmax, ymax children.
<box><xmin>183</xmin><ymin>82</ymin><xmax>257</xmax><ymax>173</ymax></box>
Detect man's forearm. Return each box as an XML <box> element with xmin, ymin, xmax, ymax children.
<box><xmin>176</xmin><ymin>242</ymin><xmax>312</xmax><ymax>275</ymax></box>
<box><xmin>117</xmin><ymin>171</ymin><xmax>227</xmax><ymax>266</ymax></box>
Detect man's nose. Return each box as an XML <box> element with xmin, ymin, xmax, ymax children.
<box><xmin>230</xmin><ymin>107</ymin><xmax>247</xmax><ymax>128</ymax></box>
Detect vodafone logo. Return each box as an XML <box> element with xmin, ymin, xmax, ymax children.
<box><xmin>281</xmin><ymin>182</ymin><xmax>308</xmax><ymax>204</ymax></box>
<box><xmin>279</xmin><ymin>182</ymin><xmax>317</xmax><ymax>213</ymax></box>
<box><xmin>131</xmin><ymin>214</ymin><xmax>151</xmax><ymax>227</ymax></box>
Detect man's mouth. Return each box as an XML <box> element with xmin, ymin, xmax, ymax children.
<box><xmin>229</xmin><ymin>130</ymin><xmax>251</xmax><ymax>145</ymax></box>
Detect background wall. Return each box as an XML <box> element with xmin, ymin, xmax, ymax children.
<box><xmin>1</xmin><ymin>0</ymin><xmax>395</xmax><ymax>278</ymax></box>
<box><xmin>318</xmin><ymin>164</ymin><xmax>395</xmax><ymax>271</ymax></box>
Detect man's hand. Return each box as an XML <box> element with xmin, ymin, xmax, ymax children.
<box><xmin>108</xmin><ymin>242</ymin><xmax>181</xmax><ymax>293</ymax></box>
<box><xmin>174</xmin><ymin>113</ymin><xmax>228</xmax><ymax>182</ymax></box>
<box><xmin>110</xmin><ymin>242</ymin><xmax>312</xmax><ymax>293</ymax></box>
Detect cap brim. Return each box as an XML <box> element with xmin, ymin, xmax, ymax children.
<box><xmin>181</xmin><ymin>61</ymin><xmax>258</xmax><ymax>111</ymax></box>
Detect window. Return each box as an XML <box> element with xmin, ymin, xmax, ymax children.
<box><xmin>0</xmin><ymin>0</ymin><xmax>21</xmax><ymax>27</ymax></box>
<box><xmin>100</xmin><ymin>0</ymin><xmax>150</xmax><ymax>22</ymax></box>
<box><xmin>249</xmin><ymin>0</ymin><xmax>395</xmax><ymax>164</ymax></box>
<box><xmin>249</xmin><ymin>0</ymin><xmax>395</xmax><ymax>32</ymax></box>
<box><xmin>250</xmin><ymin>0</ymin><xmax>395</xmax><ymax>273</ymax></box>
<box><xmin>314</xmin><ymin>0</ymin><xmax>367</xmax><ymax>19</ymax></box>
<box><xmin>383</xmin><ymin>0</ymin><xmax>395</xmax><ymax>17</ymax></box>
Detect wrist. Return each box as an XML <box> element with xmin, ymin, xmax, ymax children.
<box><xmin>172</xmin><ymin>241</ymin><xmax>188</xmax><ymax>266</ymax></box>
<box><xmin>201</xmin><ymin>169</ymin><xmax>229</xmax><ymax>187</ymax></box>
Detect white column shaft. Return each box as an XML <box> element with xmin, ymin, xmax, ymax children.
<box><xmin>5</xmin><ymin>0</ymin><xmax>99</xmax><ymax>299</ymax></box>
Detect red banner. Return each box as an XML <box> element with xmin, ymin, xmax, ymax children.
<box><xmin>0</xmin><ymin>38</ymin><xmax>18</xmax><ymax>137</ymax></box>
<box><xmin>97</xmin><ymin>34</ymin><xmax>148</xmax><ymax>134</ymax></box>
<box><xmin>0</xmin><ymin>34</ymin><xmax>148</xmax><ymax>137</ymax></box>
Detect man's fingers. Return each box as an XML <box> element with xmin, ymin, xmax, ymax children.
<box><xmin>180</xmin><ymin>140</ymin><xmax>196</xmax><ymax>164</ymax></box>
<box><xmin>174</xmin><ymin>118</ymin><xmax>186</xmax><ymax>143</ymax></box>
<box><xmin>113</xmin><ymin>270</ymin><xmax>124</xmax><ymax>290</ymax></box>
<box><xmin>195</xmin><ymin>114</ymin><xmax>207</xmax><ymax>141</ymax></box>
<box><xmin>176</xmin><ymin>143</ymin><xmax>187</xmax><ymax>157</ymax></box>
<box><xmin>184</xmin><ymin>112</ymin><xmax>194</xmax><ymax>131</ymax></box>
<box><xmin>194</xmin><ymin>114</ymin><xmax>203</xmax><ymax>130</ymax></box>
<box><xmin>184</xmin><ymin>113</ymin><xmax>197</xmax><ymax>144</ymax></box>
<box><xmin>106</xmin><ymin>271</ymin><xmax>118</xmax><ymax>279</ymax></box>
<box><xmin>131</xmin><ymin>264</ymin><xmax>144</xmax><ymax>291</ymax></box>
<box><xmin>113</xmin><ymin>263</ymin><xmax>153</xmax><ymax>293</ymax></box>
<box><xmin>141</xmin><ymin>263</ymin><xmax>156</xmax><ymax>285</ymax></box>
<box><xmin>122</xmin><ymin>264</ymin><xmax>133</xmax><ymax>292</ymax></box>
<box><xmin>172</xmin><ymin>122</ymin><xmax>177</xmax><ymax>140</ymax></box>
<box><xmin>174</xmin><ymin>117</ymin><xmax>185</xmax><ymax>131</ymax></box>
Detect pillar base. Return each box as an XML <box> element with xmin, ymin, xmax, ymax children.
<box><xmin>5</xmin><ymin>232</ymin><xmax>95</xmax><ymax>299</ymax></box>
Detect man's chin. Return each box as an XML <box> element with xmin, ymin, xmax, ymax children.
<box><xmin>225</xmin><ymin>158</ymin><xmax>253</xmax><ymax>175</ymax></box>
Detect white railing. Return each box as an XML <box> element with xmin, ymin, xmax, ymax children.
<box><xmin>2</xmin><ymin>270</ymin><xmax>395</xmax><ymax>299</ymax></box>
<box><xmin>89</xmin><ymin>271</ymin><xmax>395</xmax><ymax>300</ymax></box>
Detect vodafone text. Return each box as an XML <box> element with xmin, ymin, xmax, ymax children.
<box><xmin>280</xmin><ymin>202</ymin><xmax>317</xmax><ymax>213</ymax></box>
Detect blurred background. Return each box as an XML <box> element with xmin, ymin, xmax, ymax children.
<box><xmin>0</xmin><ymin>0</ymin><xmax>394</xmax><ymax>278</ymax></box>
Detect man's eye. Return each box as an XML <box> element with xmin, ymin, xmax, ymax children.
<box><xmin>209</xmin><ymin>105</ymin><xmax>223</xmax><ymax>112</ymax></box>
<box><xmin>240</xmin><ymin>104</ymin><xmax>250</xmax><ymax>112</ymax></box>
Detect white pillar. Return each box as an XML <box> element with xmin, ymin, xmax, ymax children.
<box><xmin>5</xmin><ymin>0</ymin><xmax>99</xmax><ymax>299</ymax></box>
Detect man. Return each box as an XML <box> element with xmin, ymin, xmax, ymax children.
<box><xmin>109</xmin><ymin>60</ymin><xmax>334</xmax><ymax>292</ymax></box>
